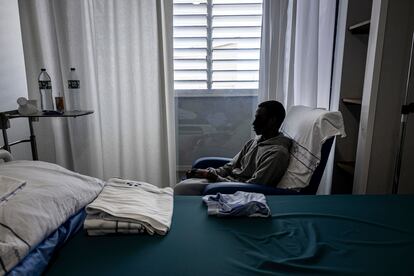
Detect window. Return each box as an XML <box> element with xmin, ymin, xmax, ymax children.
<box><xmin>173</xmin><ymin>0</ymin><xmax>263</xmax><ymax>95</ymax></box>
<box><xmin>174</xmin><ymin>0</ymin><xmax>262</xmax><ymax>175</ymax></box>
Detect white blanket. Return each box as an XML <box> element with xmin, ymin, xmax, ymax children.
<box><xmin>0</xmin><ymin>161</ymin><xmax>104</xmax><ymax>274</ymax></box>
<box><xmin>84</xmin><ymin>178</ymin><xmax>173</xmax><ymax>236</ymax></box>
<box><xmin>278</xmin><ymin>106</ymin><xmax>346</xmax><ymax>189</ymax></box>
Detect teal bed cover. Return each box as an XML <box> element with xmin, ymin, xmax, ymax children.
<box><xmin>45</xmin><ymin>195</ymin><xmax>414</xmax><ymax>275</ymax></box>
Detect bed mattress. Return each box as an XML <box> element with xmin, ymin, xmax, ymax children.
<box><xmin>44</xmin><ymin>195</ymin><xmax>414</xmax><ymax>275</ymax></box>
<box><xmin>9</xmin><ymin>210</ymin><xmax>86</xmax><ymax>275</ymax></box>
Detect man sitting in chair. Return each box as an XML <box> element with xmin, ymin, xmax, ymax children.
<box><xmin>174</xmin><ymin>100</ymin><xmax>292</xmax><ymax>195</ymax></box>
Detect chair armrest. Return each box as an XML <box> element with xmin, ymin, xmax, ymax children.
<box><xmin>192</xmin><ymin>157</ymin><xmax>232</xmax><ymax>169</ymax></box>
<box><xmin>202</xmin><ymin>182</ymin><xmax>301</xmax><ymax>196</ymax></box>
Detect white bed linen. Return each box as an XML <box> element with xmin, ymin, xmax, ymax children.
<box><xmin>85</xmin><ymin>178</ymin><xmax>173</xmax><ymax>236</ymax></box>
<box><xmin>84</xmin><ymin>219</ymin><xmax>148</xmax><ymax>236</ymax></box>
<box><xmin>0</xmin><ymin>161</ymin><xmax>104</xmax><ymax>274</ymax></box>
<box><xmin>0</xmin><ymin>176</ymin><xmax>26</xmax><ymax>204</ymax></box>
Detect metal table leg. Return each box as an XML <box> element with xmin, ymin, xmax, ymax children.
<box><xmin>1</xmin><ymin>112</ymin><xmax>11</xmax><ymax>153</ymax></box>
<box><xmin>2</xmin><ymin>128</ymin><xmax>10</xmax><ymax>152</ymax></box>
<box><xmin>28</xmin><ymin>117</ymin><xmax>38</xmax><ymax>160</ymax></box>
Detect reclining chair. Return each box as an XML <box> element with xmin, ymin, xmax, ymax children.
<box><xmin>192</xmin><ymin>106</ymin><xmax>345</xmax><ymax>195</ymax></box>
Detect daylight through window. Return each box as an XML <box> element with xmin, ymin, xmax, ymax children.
<box><xmin>173</xmin><ymin>0</ymin><xmax>263</xmax><ymax>94</ymax></box>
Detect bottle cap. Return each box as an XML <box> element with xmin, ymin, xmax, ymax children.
<box><xmin>41</xmin><ymin>68</ymin><xmax>46</xmax><ymax>71</ymax></box>
<box><xmin>70</xmin><ymin>68</ymin><xmax>75</xmax><ymax>71</ymax></box>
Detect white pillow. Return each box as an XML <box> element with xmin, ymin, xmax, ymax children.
<box><xmin>0</xmin><ymin>160</ymin><xmax>105</xmax><ymax>272</ymax></box>
<box><xmin>0</xmin><ymin>175</ymin><xmax>26</xmax><ymax>203</ymax></box>
<box><xmin>277</xmin><ymin>106</ymin><xmax>346</xmax><ymax>189</ymax></box>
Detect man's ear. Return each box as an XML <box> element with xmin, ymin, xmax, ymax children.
<box><xmin>270</xmin><ymin>117</ymin><xmax>278</xmax><ymax>126</ymax></box>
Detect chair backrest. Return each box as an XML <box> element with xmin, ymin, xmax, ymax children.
<box><xmin>277</xmin><ymin>106</ymin><xmax>345</xmax><ymax>191</ymax></box>
<box><xmin>300</xmin><ymin>137</ymin><xmax>334</xmax><ymax>194</ymax></box>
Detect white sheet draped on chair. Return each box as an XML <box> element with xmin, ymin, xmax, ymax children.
<box><xmin>18</xmin><ymin>0</ymin><xmax>176</xmax><ymax>187</ymax></box>
<box><xmin>259</xmin><ymin>0</ymin><xmax>337</xmax><ymax>194</ymax></box>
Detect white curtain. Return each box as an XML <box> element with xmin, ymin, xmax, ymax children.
<box><xmin>18</xmin><ymin>0</ymin><xmax>176</xmax><ymax>187</ymax></box>
<box><xmin>259</xmin><ymin>0</ymin><xmax>337</xmax><ymax>194</ymax></box>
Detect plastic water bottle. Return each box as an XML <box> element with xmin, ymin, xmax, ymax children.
<box><xmin>68</xmin><ymin>68</ymin><xmax>80</xmax><ymax>111</ymax></box>
<box><xmin>38</xmin><ymin>68</ymin><xmax>54</xmax><ymax>111</ymax></box>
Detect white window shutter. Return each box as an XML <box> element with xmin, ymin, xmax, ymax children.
<box><xmin>173</xmin><ymin>0</ymin><xmax>262</xmax><ymax>92</ymax></box>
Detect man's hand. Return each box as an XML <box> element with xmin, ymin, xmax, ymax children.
<box><xmin>186</xmin><ymin>169</ymin><xmax>218</xmax><ymax>181</ymax></box>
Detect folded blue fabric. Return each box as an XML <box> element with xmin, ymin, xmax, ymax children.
<box><xmin>202</xmin><ymin>191</ymin><xmax>271</xmax><ymax>217</ymax></box>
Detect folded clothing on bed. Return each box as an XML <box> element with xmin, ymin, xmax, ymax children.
<box><xmin>84</xmin><ymin>178</ymin><xmax>173</xmax><ymax>236</ymax></box>
<box><xmin>202</xmin><ymin>191</ymin><xmax>271</xmax><ymax>217</ymax></box>
<box><xmin>84</xmin><ymin>219</ymin><xmax>147</xmax><ymax>236</ymax></box>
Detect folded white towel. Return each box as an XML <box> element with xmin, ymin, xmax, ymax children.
<box><xmin>84</xmin><ymin>178</ymin><xmax>174</xmax><ymax>236</ymax></box>
<box><xmin>0</xmin><ymin>175</ymin><xmax>26</xmax><ymax>204</ymax></box>
<box><xmin>84</xmin><ymin>218</ymin><xmax>148</xmax><ymax>236</ymax></box>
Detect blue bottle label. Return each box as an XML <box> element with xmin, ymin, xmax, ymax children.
<box><xmin>39</xmin><ymin>80</ymin><xmax>52</xmax><ymax>89</ymax></box>
<box><xmin>68</xmin><ymin>80</ymin><xmax>80</xmax><ymax>89</ymax></box>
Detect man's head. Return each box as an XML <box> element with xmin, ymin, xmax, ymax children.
<box><xmin>253</xmin><ymin>101</ymin><xmax>286</xmax><ymax>136</ymax></box>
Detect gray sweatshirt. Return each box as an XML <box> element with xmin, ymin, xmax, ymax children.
<box><xmin>211</xmin><ymin>134</ymin><xmax>292</xmax><ymax>187</ymax></box>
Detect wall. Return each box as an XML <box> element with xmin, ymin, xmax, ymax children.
<box><xmin>393</xmin><ymin>1</ymin><xmax>414</xmax><ymax>195</ymax></box>
<box><xmin>354</xmin><ymin>0</ymin><xmax>414</xmax><ymax>194</ymax></box>
<box><xmin>399</xmin><ymin>87</ymin><xmax>414</xmax><ymax>194</ymax></box>
<box><xmin>366</xmin><ymin>0</ymin><xmax>414</xmax><ymax>194</ymax></box>
<box><xmin>0</xmin><ymin>0</ymin><xmax>31</xmax><ymax>160</ymax></box>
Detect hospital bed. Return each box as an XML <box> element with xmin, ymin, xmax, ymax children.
<box><xmin>2</xmin><ymin>157</ymin><xmax>414</xmax><ymax>275</ymax></box>
<box><xmin>15</xmin><ymin>194</ymin><xmax>414</xmax><ymax>275</ymax></box>
<box><xmin>2</xmin><ymin>105</ymin><xmax>414</xmax><ymax>275</ymax></box>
